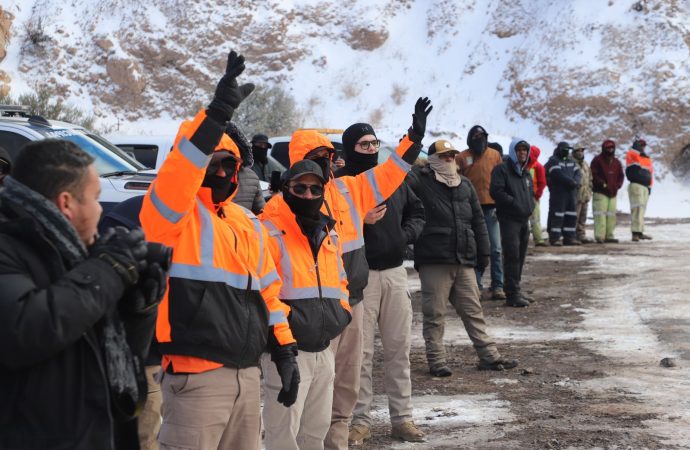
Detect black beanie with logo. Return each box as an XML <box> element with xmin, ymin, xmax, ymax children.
<box><xmin>342</xmin><ymin>123</ymin><xmax>378</xmax><ymax>175</ymax></box>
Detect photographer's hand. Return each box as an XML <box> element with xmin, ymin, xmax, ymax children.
<box><xmin>90</xmin><ymin>227</ymin><xmax>147</xmax><ymax>287</ymax></box>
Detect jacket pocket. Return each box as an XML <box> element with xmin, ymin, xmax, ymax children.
<box><xmin>464</xmin><ymin>227</ymin><xmax>477</xmax><ymax>261</ymax></box>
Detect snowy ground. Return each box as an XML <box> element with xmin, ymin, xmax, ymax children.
<box><xmin>367</xmin><ymin>222</ymin><xmax>690</xmax><ymax>449</ymax></box>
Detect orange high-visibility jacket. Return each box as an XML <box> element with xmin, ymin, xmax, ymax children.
<box><xmin>625</xmin><ymin>148</ymin><xmax>654</xmax><ymax>187</ymax></box>
<box><xmin>140</xmin><ymin>109</ymin><xmax>294</xmax><ymax>374</ymax></box>
<box><xmin>260</xmin><ymin>195</ymin><xmax>351</xmax><ymax>352</ymax></box>
<box><xmin>263</xmin><ymin>129</ymin><xmax>420</xmax><ymax>305</ymax></box>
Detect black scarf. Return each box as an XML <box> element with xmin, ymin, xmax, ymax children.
<box><xmin>0</xmin><ymin>177</ymin><xmax>142</xmax><ymax>419</ymax></box>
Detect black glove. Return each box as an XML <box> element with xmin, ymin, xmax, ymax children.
<box><xmin>122</xmin><ymin>263</ymin><xmax>167</xmax><ymax>314</ymax></box>
<box><xmin>410</xmin><ymin>97</ymin><xmax>433</xmax><ymax>142</ymax></box>
<box><xmin>271</xmin><ymin>343</ymin><xmax>300</xmax><ymax>407</ymax></box>
<box><xmin>91</xmin><ymin>227</ymin><xmax>147</xmax><ymax>287</ymax></box>
<box><xmin>477</xmin><ymin>255</ymin><xmax>490</xmax><ymax>272</ymax></box>
<box><xmin>207</xmin><ymin>50</ymin><xmax>256</xmax><ymax>124</ymax></box>
<box><xmin>269</xmin><ymin>170</ymin><xmax>283</xmax><ymax>193</ymax></box>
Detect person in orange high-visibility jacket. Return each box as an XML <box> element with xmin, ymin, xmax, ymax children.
<box><xmin>260</xmin><ymin>159</ymin><xmax>352</xmax><ymax>449</ymax></box>
<box><xmin>264</xmin><ymin>98</ymin><xmax>433</xmax><ymax>450</ymax></box>
<box><xmin>625</xmin><ymin>138</ymin><xmax>654</xmax><ymax>241</ymax></box>
<box><xmin>140</xmin><ymin>51</ymin><xmax>298</xmax><ymax>450</ymax></box>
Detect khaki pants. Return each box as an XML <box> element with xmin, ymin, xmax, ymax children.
<box><xmin>575</xmin><ymin>199</ymin><xmax>589</xmax><ymax>240</ymax></box>
<box><xmin>261</xmin><ymin>349</ymin><xmax>335</xmax><ymax>450</ymax></box>
<box><xmin>529</xmin><ymin>198</ymin><xmax>545</xmax><ymax>244</ymax></box>
<box><xmin>158</xmin><ymin>367</ymin><xmax>261</xmax><ymax>450</ymax></box>
<box><xmin>629</xmin><ymin>182</ymin><xmax>649</xmax><ymax>233</ymax></box>
<box><xmin>138</xmin><ymin>365</ymin><xmax>162</xmax><ymax>450</ymax></box>
<box><xmin>352</xmin><ymin>266</ymin><xmax>412</xmax><ymax>428</ymax></box>
<box><xmin>324</xmin><ymin>302</ymin><xmax>363</xmax><ymax>450</ymax></box>
<box><xmin>419</xmin><ymin>264</ymin><xmax>500</xmax><ymax>370</ymax></box>
<box><xmin>592</xmin><ymin>193</ymin><xmax>617</xmax><ymax>240</ymax></box>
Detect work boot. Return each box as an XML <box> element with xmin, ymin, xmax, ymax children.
<box><xmin>632</xmin><ymin>233</ymin><xmax>640</xmax><ymax>242</ymax></box>
<box><xmin>563</xmin><ymin>238</ymin><xmax>582</xmax><ymax>246</ymax></box>
<box><xmin>506</xmin><ymin>296</ymin><xmax>529</xmax><ymax>307</ymax></box>
<box><xmin>521</xmin><ymin>293</ymin><xmax>535</xmax><ymax>303</ymax></box>
<box><xmin>578</xmin><ymin>236</ymin><xmax>593</xmax><ymax>244</ymax></box>
<box><xmin>604</xmin><ymin>238</ymin><xmax>619</xmax><ymax>243</ymax></box>
<box><xmin>348</xmin><ymin>424</ymin><xmax>371</xmax><ymax>446</ymax></box>
<box><xmin>595</xmin><ymin>238</ymin><xmax>605</xmax><ymax>244</ymax></box>
<box><xmin>478</xmin><ymin>358</ymin><xmax>519</xmax><ymax>371</ymax></box>
<box><xmin>535</xmin><ymin>240</ymin><xmax>548</xmax><ymax>247</ymax></box>
<box><xmin>429</xmin><ymin>365</ymin><xmax>452</xmax><ymax>377</ymax></box>
<box><xmin>491</xmin><ymin>288</ymin><xmax>507</xmax><ymax>300</ymax></box>
<box><xmin>391</xmin><ymin>421</ymin><xmax>426</xmax><ymax>442</ymax></box>
<box><xmin>639</xmin><ymin>233</ymin><xmax>653</xmax><ymax>240</ymax></box>
<box><xmin>550</xmin><ymin>239</ymin><xmax>563</xmax><ymax>246</ymax></box>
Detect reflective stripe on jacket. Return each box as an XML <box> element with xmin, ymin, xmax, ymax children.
<box><xmin>264</xmin><ymin>129</ymin><xmax>417</xmax><ymax>304</ymax></box>
<box><xmin>140</xmin><ymin>109</ymin><xmax>294</xmax><ymax>373</ymax></box>
<box><xmin>260</xmin><ymin>195</ymin><xmax>351</xmax><ymax>353</ymax></box>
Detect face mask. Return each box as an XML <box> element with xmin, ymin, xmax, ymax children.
<box><xmin>202</xmin><ymin>157</ymin><xmax>238</xmax><ymax>204</ymax></box>
<box><xmin>311</xmin><ymin>157</ymin><xmax>332</xmax><ymax>180</ymax></box>
<box><xmin>603</xmin><ymin>148</ymin><xmax>615</xmax><ymax>156</ymax></box>
<box><xmin>555</xmin><ymin>148</ymin><xmax>569</xmax><ymax>159</ymax></box>
<box><xmin>469</xmin><ymin>135</ymin><xmax>487</xmax><ymax>155</ymax></box>
<box><xmin>252</xmin><ymin>145</ymin><xmax>268</xmax><ymax>164</ymax></box>
<box><xmin>283</xmin><ymin>189</ymin><xmax>324</xmax><ymax>219</ymax></box>
<box><xmin>346</xmin><ymin>151</ymin><xmax>378</xmax><ymax>175</ymax></box>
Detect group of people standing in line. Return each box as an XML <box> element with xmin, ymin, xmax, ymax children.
<box><xmin>0</xmin><ymin>49</ymin><xmax>657</xmax><ymax>450</ymax></box>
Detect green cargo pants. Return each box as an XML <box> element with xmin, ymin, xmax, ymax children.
<box><xmin>592</xmin><ymin>192</ymin><xmax>617</xmax><ymax>241</ymax></box>
<box><xmin>628</xmin><ymin>183</ymin><xmax>649</xmax><ymax>233</ymax></box>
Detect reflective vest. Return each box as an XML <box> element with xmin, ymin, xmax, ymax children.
<box><xmin>260</xmin><ymin>196</ymin><xmax>351</xmax><ymax>352</ymax></box>
<box><xmin>265</xmin><ymin>129</ymin><xmax>416</xmax><ymax>303</ymax></box>
<box><xmin>140</xmin><ymin>109</ymin><xmax>294</xmax><ymax>373</ymax></box>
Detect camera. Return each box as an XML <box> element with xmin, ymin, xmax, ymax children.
<box><xmin>146</xmin><ymin>242</ymin><xmax>172</xmax><ymax>271</ymax></box>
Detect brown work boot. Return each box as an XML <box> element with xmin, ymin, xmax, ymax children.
<box><xmin>391</xmin><ymin>421</ymin><xmax>425</xmax><ymax>442</ymax></box>
<box><xmin>632</xmin><ymin>233</ymin><xmax>640</xmax><ymax>242</ymax></box>
<box><xmin>604</xmin><ymin>238</ymin><xmax>619</xmax><ymax>243</ymax></box>
<box><xmin>491</xmin><ymin>288</ymin><xmax>507</xmax><ymax>300</ymax></box>
<box><xmin>348</xmin><ymin>424</ymin><xmax>371</xmax><ymax>446</ymax></box>
<box><xmin>639</xmin><ymin>233</ymin><xmax>653</xmax><ymax>240</ymax></box>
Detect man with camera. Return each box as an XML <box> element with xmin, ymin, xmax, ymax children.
<box><xmin>0</xmin><ymin>140</ymin><xmax>165</xmax><ymax>449</ymax></box>
<box><xmin>140</xmin><ymin>51</ymin><xmax>298</xmax><ymax>449</ymax></box>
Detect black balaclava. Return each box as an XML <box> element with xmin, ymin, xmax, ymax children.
<box><xmin>467</xmin><ymin>125</ymin><xmax>488</xmax><ymax>156</ymax></box>
<box><xmin>251</xmin><ymin>133</ymin><xmax>271</xmax><ymax>165</ymax></box>
<box><xmin>202</xmin><ymin>153</ymin><xmax>238</xmax><ymax>204</ymax></box>
<box><xmin>282</xmin><ymin>159</ymin><xmax>326</xmax><ymax>219</ymax></box>
<box><xmin>342</xmin><ymin>123</ymin><xmax>378</xmax><ymax>175</ymax></box>
<box><xmin>632</xmin><ymin>138</ymin><xmax>647</xmax><ymax>155</ymax></box>
<box><xmin>555</xmin><ymin>141</ymin><xmax>571</xmax><ymax>159</ymax></box>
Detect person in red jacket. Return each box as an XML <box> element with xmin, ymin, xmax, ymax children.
<box><xmin>527</xmin><ymin>145</ymin><xmax>547</xmax><ymax>246</ymax></box>
<box><xmin>590</xmin><ymin>140</ymin><xmax>625</xmax><ymax>243</ymax></box>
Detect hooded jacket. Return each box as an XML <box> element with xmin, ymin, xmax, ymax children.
<box><xmin>457</xmin><ymin>126</ymin><xmax>502</xmax><ymax>206</ymax></box>
<box><xmin>526</xmin><ymin>145</ymin><xmax>547</xmax><ymax>200</ymax></box>
<box><xmin>263</xmin><ymin>129</ymin><xmax>421</xmax><ymax>304</ymax></box>
<box><xmin>260</xmin><ymin>195</ymin><xmax>351</xmax><ymax>353</ymax></box>
<box><xmin>591</xmin><ymin>152</ymin><xmax>624</xmax><ymax>197</ymax></box>
<box><xmin>140</xmin><ymin>109</ymin><xmax>294</xmax><ymax>374</ymax></box>
<box><xmin>490</xmin><ymin>138</ymin><xmax>535</xmax><ymax>220</ymax></box>
<box><xmin>407</xmin><ymin>162</ymin><xmax>489</xmax><ymax>267</ymax></box>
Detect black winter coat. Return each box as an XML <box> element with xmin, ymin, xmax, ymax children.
<box><xmin>490</xmin><ymin>160</ymin><xmax>536</xmax><ymax>221</ymax></box>
<box><xmin>407</xmin><ymin>165</ymin><xmax>489</xmax><ymax>267</ymax></box>
<box><xmin>0</xmin><ymin>201</ymin><xmax>155</xmax><ymax>450</ymax></box>
<box><xmin>364</xmin><ymin>183</ymin><xmax>425</xmax><ymax>270</ymax></box>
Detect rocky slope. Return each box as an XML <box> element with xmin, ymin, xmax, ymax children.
<box><xmin>1</xmin><ymin>0</ymin><xmax>689</xmax><ymax>172</ymax></box>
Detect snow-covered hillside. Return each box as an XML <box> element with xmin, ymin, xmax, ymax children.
<box><xmin>1</xmin><ymin>0</ymin><xmax>689</xmax><ymax>215</ymax></box>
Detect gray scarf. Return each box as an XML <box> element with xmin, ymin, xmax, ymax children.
<box><xmin>429</xmin><ymin>154</ymin><xmax>462</xmax><ymax>187</ymax></box>
<box><xmin>0</xmin><ymin>177</ymin><xmax>141</xmax><ymax>419</ymax></box>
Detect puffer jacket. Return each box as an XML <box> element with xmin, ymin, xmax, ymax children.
<box><xmin>625</xmin><ymin>148</ymin><xmax>654</xmax><ymax>187</ymax></box>
<box><xmin>263</xmin><ymin>128</ymin><xmax>422</xmax><ymax>305</ymax></box>
<box><xmin>407</xmin><ymin>163</ymin><xmax>489</xmax><ymax>267</ymax></box>
<box><xmin>233</xmin><ymin>166</ymin><xmax>265</xmax><ymax>214</ymax></box>
<box><xmin>260</xmin><ymin>196</ymin><xmax>351</xmax><ymax>352</ymax></box>
<box><xmin>490</xmin><ymin>138</ymin><xmax>536</xmax><ymax>220</ymax></box>
<box><xmin>0</xmin><ymin>200</ymin><xmax>154</xmax><ymax>450</ymax></box>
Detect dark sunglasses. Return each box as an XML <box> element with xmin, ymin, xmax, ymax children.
<box><xmin>207</xmin><ymin>157</ymin><xmax>238</xmax><ymax>175</ymax></box>
<box><xmin>289</xmin><ymin>183</ymin><xmax>324</xmax><ymax>196</ymax></box>
<box><xmin>356</xmin><ymin>139</ymin><xmax>381</xmax><ymax>151</ymax></box>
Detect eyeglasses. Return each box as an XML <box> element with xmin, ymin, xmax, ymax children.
<box><xmin>289</xmin><ymin>183</ymin><xmax>324</xmax><ymax>196</ymax></box>
<box><xmin>356</xmin><ymin>139</ymin><xmax>381</xmax><ymax>151</ymax></box>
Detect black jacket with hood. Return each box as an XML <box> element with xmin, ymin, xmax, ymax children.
<box><xmin>490</xmin><ymin>138</ymin><xmax>536</xmax><ymax>221</ymax></box>
<box><xmin>407</xmin><ymin>163</ymin><xmax>489</xmax><ymax>267</ymax></box>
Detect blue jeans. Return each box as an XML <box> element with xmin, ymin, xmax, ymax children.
<box><xmin>475</xmin><ymin>205</ymin><xmax>503</xmax><ymax>290</ymax></box>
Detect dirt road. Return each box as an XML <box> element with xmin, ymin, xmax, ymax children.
<box><xmin>360</xmin><ymin>221</ymin><xmax>690</xmax><ymax>449</ymax></box>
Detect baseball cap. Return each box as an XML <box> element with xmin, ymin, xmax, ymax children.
<box><xmin>428</xmin><ymin>139</ymin><xmax>459</xmax><ymax>156</ymax></box>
